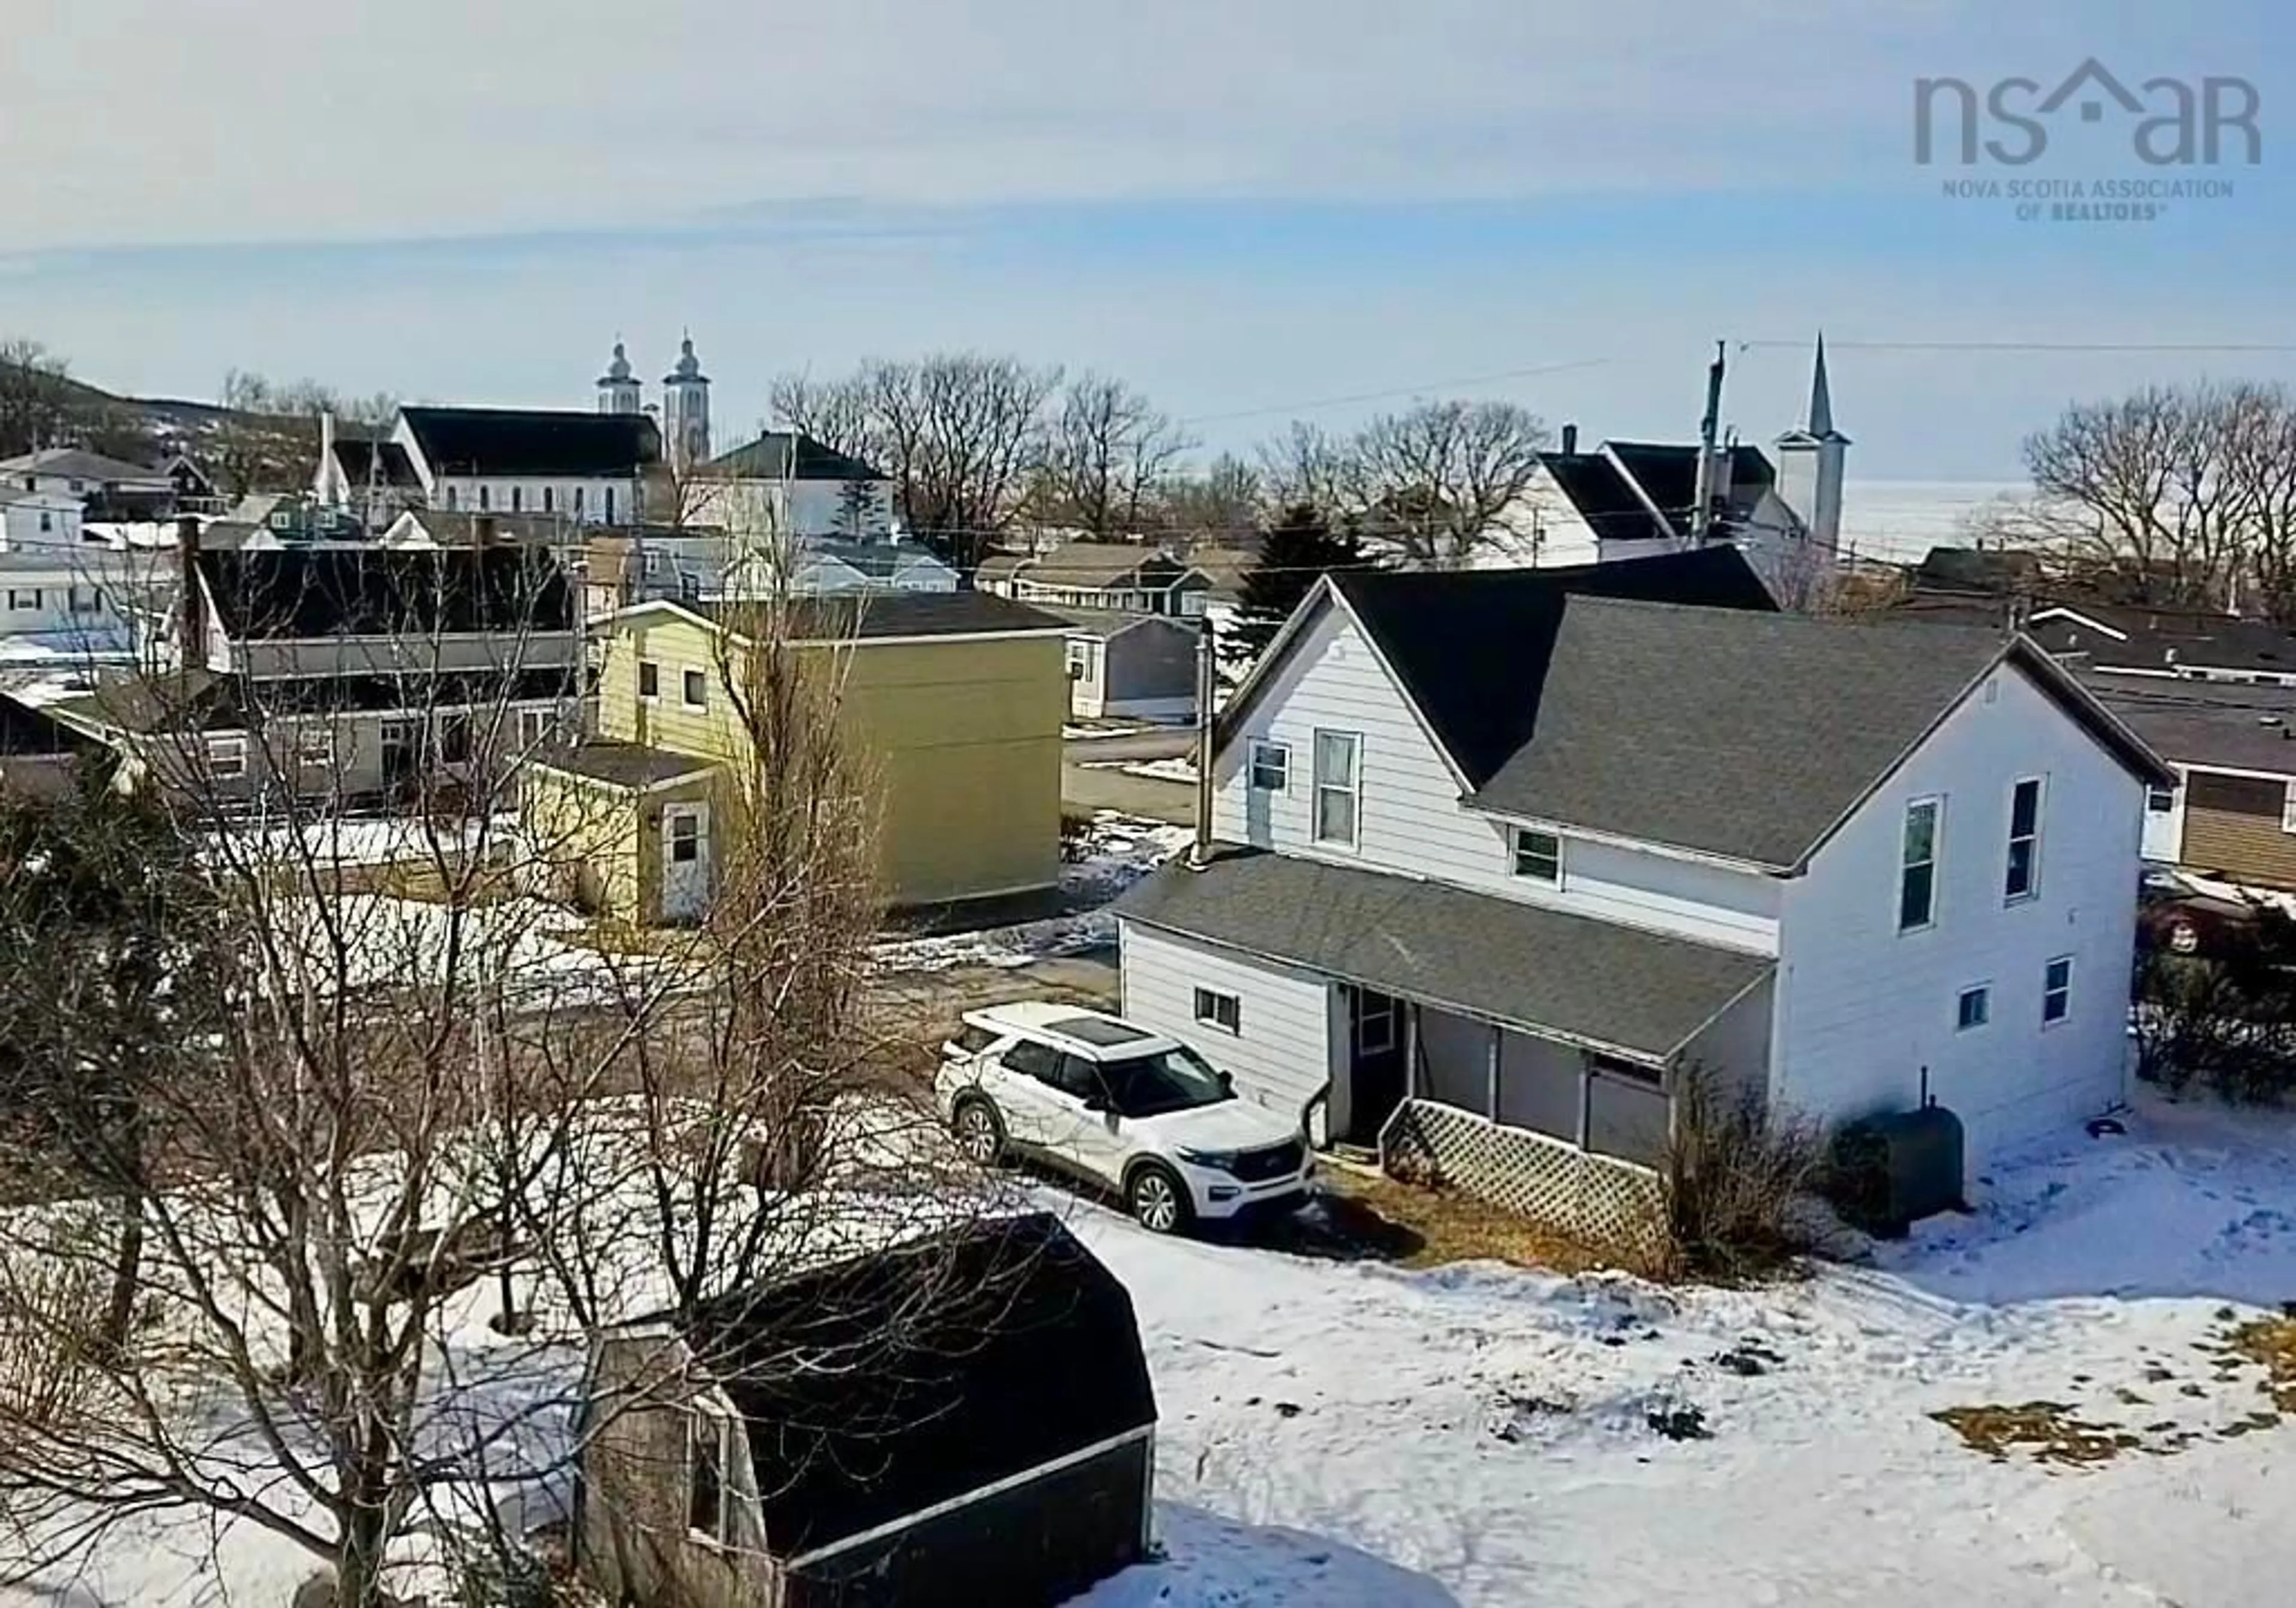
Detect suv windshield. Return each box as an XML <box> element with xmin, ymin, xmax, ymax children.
<box><xmin>1099</xmin><ymin>1045</ymin><xmax>1232</xmax><ymax>1119</ymax></box>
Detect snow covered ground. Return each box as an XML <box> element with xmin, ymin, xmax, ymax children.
<box><xmin>13</xmin><ymin>1087</ymin><xmax>2293</xmax><ymax>1606</ymax></box>
<box><xmin>1067</xmin><ymin>1087</ymin><xmax>2296</xmax><ymax>1606</ymax></box>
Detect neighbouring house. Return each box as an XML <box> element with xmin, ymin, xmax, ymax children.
<box><xmin>1048</xmin><ymin>607</ymin><xmax>1199</xmax><ymax>723</ymax></box>
<box><xmin>1112</xmin><ymin>548</ymin><xmax>2169</xmax><ymax>1243</ymax></box>
<box><xmin>692</xmin><ymin>429</ymin><xmax>899</xmax><ymax>542</ymax></box>
<box><xmin>578</xmin><ymin>525</ymin><xmax>957</xmax><ymax>617</ymax></box>
<box><xmin>51</xmin><ymin>534</ymin><xmax>582</xmax><ymax>805</ymax></box>
<box><xmin>0</xmin><ymin>484</ymin><xmax>87</xmax><ymax>548</ymax></box>
<box><xmin>0</xmin><ymin>551</ymin><xmax>141</xmax><ymax>668</ymax></box>
<box><xmin>522</xmin><ymin>590</ymin><xmax>1067</xmax><ymax>923</ymax></box>
<box><xmin>381</xmin><ymin>509</ymin><xmax>580</xmax><ymax>552</ymax></box>
<box><xmin>324</xmin><ymin>405</ymin><xmax>660</xmax><ymax>528</ymax></box>
<box><xmin>1522</xmin><ymin>338</ymin><xmax>1846</xmax><ymax>600</ymax></box>
<box><xmin>2076</xmin><ymin>678</ymin><xmax>2296</xmax><ymax>884</ymax></box>
<box><xmin>977</xmin><ymin>542</ymin><xmax>1212</xmax><ymax>618</ymax></box>
<box><xmin>1889</xmin><ymin>588</ymin><xmax>2296</xmax><ymax>885</ymax></box>
<box><xmin>0</xmin><ymin>447</ymin><xmax>181</xmax><ymax>520</ymax></box>
<box><xmin>576</xmin><ymin>1213</ymin><xmax>1156</xmax><ymax>1608</ymax></box>
<box><xmin>312</xmin><ymin>417</ymin><xmax>428</xmax><ymax>524</ymax></box>
<box><xmin>0</xmin><ymin>691</ymin><xmax>110</xmax><ymax>800</ymax></box>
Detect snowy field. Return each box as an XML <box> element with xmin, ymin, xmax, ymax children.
<box><xmin>10</xmin><ymin>1087</ymin><xmax>2293</xmax><ymax>1606</ymax></box>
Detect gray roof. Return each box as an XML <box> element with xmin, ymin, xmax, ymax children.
<box><xmin>677</xmin><ymin>590</ymin><xmax>1067</xmax><ymax>640</ymax></box>
<box><xmin>1036</xmin><ymin>604</ymin><xmax>1195</xmax><ymax>640</ymax></box>
<box><xmin>529</xmin><ymin>740</ymin><xmax>718</xmax><ymax>791</ymax></box>
<box><xmin>704</xmin><ymin>431</ymin><xmax>887</xmax><ymax>483</ymax></box>
<box><xmin>2086</xmin><ymin>678</ymin><xmax>2296</xmax><ymax>778</ymax></box>
<box><xmin>0</xmin><ymin>447</ymin><xmax>171</xmax><ymax>483</ymax></box>
<box><xmin>1468</xmin><ymin>599</ymin><xmax>2027</xmax><ymax>867</ymax></box>
<box><xmin>1116</xmin><ymin>847</ymin><xmax>1771</xmax><ymax>1063</ymax></box>
<box><xmin>1002</xmin><ymin>542</ymin><xmax>1206</xmax><ymax>590</ymax></box>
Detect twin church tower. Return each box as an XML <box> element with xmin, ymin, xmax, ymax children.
<box><xmin>596</xmin><ymin>335</ymin><xmax>711</xmax><ymax>470</ymax></box>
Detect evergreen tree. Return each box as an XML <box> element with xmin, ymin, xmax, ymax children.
<box><xmin>1229</xmin><ymin>503</ymin><xmax>1367</xmax><ymax>664</ymax></box>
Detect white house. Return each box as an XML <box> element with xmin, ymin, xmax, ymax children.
<box><xmin>0</xmin><ymin>551</ymin><xmax>139</xmax><ymax>668</ymax></box>
<box><xmin>692</xmin><ymin>431</ymin><xmax>899</xmax><ymax>542</ymax></box>
<box><xmin>0</xmin><ymin>484</ymin><xmax>87</xmax><ymax>548</ymax></box>
<box><xmin>1523</xmin><ymin>339</ymin><xmax>1848</xmax><ymax>601</ymax></box>
<box><xmin>1112</xmin><ymin>548</ymin><xmax>2169</xmax><ymax>1240</ymax></box>
<box><xmin>0</xmin><ymin>447</ymin><xmax>178</xmax><ymax>517</ymax></box>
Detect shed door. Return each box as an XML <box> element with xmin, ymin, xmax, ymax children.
<box><xmin>660</xmin><ymin>802</ymin><xmax>711</xmax><ymax>923</ymax></box>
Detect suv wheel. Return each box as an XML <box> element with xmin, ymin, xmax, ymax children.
<box><xmin>1126</xmin><ymin>1163</ymin><xmax>1191</xmax><ymax>1235</ymax></box>
<box><xmin>952</xmin><ymin>1098</ymin><xmax>1006</xmax><ymax>1167</ymax></box>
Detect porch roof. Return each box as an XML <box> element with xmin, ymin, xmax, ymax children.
<box><xmin>1116</xmin><ymin>847</ymin><xmax>1771</xmax><ymax>1063</ymax></box>
<box><xmin>526</xmin><ymin>739</ymin><xmax>718</xmax><ymax>792</ymax></box>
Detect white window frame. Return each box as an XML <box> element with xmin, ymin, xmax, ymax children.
<box><xmin>638</xmin><ymin>659</ymin><xmax>661</xmax><ymax>701</ymax></box>
<box><xmin>207</xmin><ymin>736</ymin><xmax>248</xmax><ymax>779</ymax></box>
<box><xmin>66</xmin><ymin>585</ymin><xmax>102</xmax><ymax>615</ymax></box>
<box><xmin>1354</xmin><ymin>991</ymin><xmax>1397</xmax><ymax>1056</ymax></box>
<box><xmin>1311</xmin><ymin>730</ymin><xmax>1361</xmax><ymax>848</ymax></box>
<box><xmin>1192</xmin><ymin>986</ymin><xmax>1241</xmax><ymax>1035</ymax></box>
<box><xmin>1900</xmin><ymin>796</ymin><xmax>1941</xmax><ymax>933</ymax></box>
<box><xmin>1512</xmin><ymin>827</ymin><xmax>1562</xmax><ymax>884</ymax></box>
<box><xmin>2147</xmin><ymin>785</ymin><xmax>2177</xmax><ymax>813</ymax></box>
<box><xmin>295</xmin><ymin>728</ymin><xmax>334</xmax><ymax>768</ymax></box>
<box><xmin>2280</xmin><ymin>781</ymin><xmax>2296</xmax><ymax>836</ymax></box>
<box><xmin>1246</xmin><ymin>740</ymin><xmax>1288</xmax><ymax>793</ymax></box>
<box><xmin>1955</xmin><ymin>983</ymin><xmax>1990</xmax><ymax>1032</ymax></box>
<box><xmin>2004</xmin><ymin>776</ymin><xmax>2043</xmax><ymax>902</ymax></box>
<box><xmin>686</xmin><ymin>1405</ymin><xmax>739</xmax><ymax>1549</ymax></box>
<box><xmin>7</xmin><ymin>587</ymin><xmax>41</xmax><ymax>612</ymax></box>
<box><xmin>682</xmin><ymin>668</ymin><xmax>708</xmax><ymax>709</ymax></box>
<box><xmin>2041</xmin><ymin>955</ymin><xmax>2073</xmax><ymax>1026</ymax></box>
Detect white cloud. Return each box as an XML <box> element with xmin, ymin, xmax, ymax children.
<box><xmin>0</xmin><ymin>0</ymin><xmax>2012</xmax><ymax>249</ymax></box>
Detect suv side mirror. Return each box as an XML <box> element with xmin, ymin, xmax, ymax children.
<box><xmin>1218</xmin><ymin>1069</ymin><xmax>1234</xmax><ymax>1090</ymax></box>
<box><xmin>1080</xmin><ymin>1091</ymin><xmax>1109</xmax><ymax>1114</ymax></box>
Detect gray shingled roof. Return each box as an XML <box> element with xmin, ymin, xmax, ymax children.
<box><xmin>528</xmin><ymin>740</ymin><xmax>718</xmax><ymax>791</ymax></box>
<box><xmin>1467</xmin><ymin>599</ymin><xmax>2021</xmax><ymax>868</ymax></box>
<box><xmin>1116</xmin><ymin>848</ymin><xmax>1771</xmax><ymax>1063</ymax></box>
<box><xmin>1034</xmin><ymin>604</ymin><xmax>1194</xmax><ymax>639</ymax></box>
<box><xmin>2087</xmin><ymin>678</ymin><xmax>2296</xmax><ymax>778</ymax></box>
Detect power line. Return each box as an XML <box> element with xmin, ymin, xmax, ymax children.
<box><xmin>1742</xmin><ymin>339</ymin><xmax>2296</xmax><ymax>356</ymax></box>
<box><xmin>1174</xmin><ymin>357</ymin><xmax>1613</xmax><ymax>428</ymax></box>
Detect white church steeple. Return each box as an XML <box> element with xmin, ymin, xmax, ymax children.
<box><xmin>661</xmin><ymin>332</ymin><xmax>712</xmax><ymax>470</ymax></box>
<box><xmin>1773</xmin><ymin>332</ymin><xmax>1849</xmax><ymax>557</ymax></box>
<box><xmin>597</xmin><ymin>337</ymin><xmax>642</xmax><ymax>415</ymax></box>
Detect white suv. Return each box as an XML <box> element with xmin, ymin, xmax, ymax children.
<box><xmin>936</xmin><ymin>1002</ymin><xmax>1315</xmax><ymax>1234</ymax></box>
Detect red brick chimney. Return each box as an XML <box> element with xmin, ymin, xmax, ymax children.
<box><xmin>176</xmin><ymin>515</ymin><xmax>206</xmax><ymax>667</ymax></box>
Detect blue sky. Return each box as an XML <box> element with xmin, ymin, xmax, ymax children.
<box><xmin>2</xmin><ymin>0</ymin><xmax>2290</xmax><ymax>480</ymax></box>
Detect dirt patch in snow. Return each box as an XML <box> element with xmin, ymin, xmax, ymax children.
<box><xmin>1933</xmin><ymin>1402</ymin><xmax>2147</xmax><ymax>1467</ymax></box>
<box><xmin>2222</xmin><ymin>1313</ymin><xmax>2296</xmax><ymax>1413</ymax></box>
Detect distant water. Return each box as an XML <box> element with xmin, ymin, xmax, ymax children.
<box><xmin>1838</xmin><ymin>478</ymin><xmax>2034</xmax><ymax>565</ymax></box>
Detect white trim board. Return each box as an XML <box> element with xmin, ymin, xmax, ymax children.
<box><xmin>781</xmin><ymin>1423</ymin><xmax>1155</xmax><ymax>1570</ymax></box>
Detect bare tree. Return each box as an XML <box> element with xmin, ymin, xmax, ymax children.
<box><xmin>2011</xmin><ymin>382</ymin><xmax>2296</xmax><ymax>615</ymax></box>
<box><xmin>773</xmin><ymin>355</ymin><xmax>1060</xmax><ymax>571</ymax></box>
<box><xmin>1036</xmin><ymin>373</ymin><xmax>1194</xmax><ymax>539</ymax></box>
<box><xmin>0</xmin><ymin>339</ymin><xmax>100</xmax><ymax>460</ymax></box>
<box><xmin>1257</xmin><ymin>401</ymin><xmax>1549</xmax><ymax>568</ymax></box>
<box><xmin>0</xmin><ymin>539</ymin><xmax>1006</xmax><ymax>1604</ymax></box>
<box><xmin>1343</xmin><ymin>399</ymin><xmax>1550</xmax><ymax>568</ymax></box>
<box><xmin>210</xmin><ymin>371</ymin><xmax>399</xmax><ymax>499</ymax></box>
<box><xmin>1159</xmin><ymin>451</ymin><xmax>1264</xmax><ymax>545</ymax></box>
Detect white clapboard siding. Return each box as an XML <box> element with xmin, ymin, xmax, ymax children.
<box><xmin>1117</xmin><ymin>920</ymin><xmax>1333</xmax><ymax>1128</ymax></box>
<box><xmin>1214</xmin><ymin>599</ymin><xmax>1780</xmax><ymax>954</ymax></box>
<box><xmin>1774</xmin><ymin>662</ymin><xmax>2141</xmax><ymax>1170</ymax></box>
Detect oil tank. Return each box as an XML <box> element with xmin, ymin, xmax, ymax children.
<box><xmin>1829</xmin><ymin>1103</ymin><xmax>1965</xmax><ymax>1237</ymax></box>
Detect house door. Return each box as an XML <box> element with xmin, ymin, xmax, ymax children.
<box><xmin>660</xmin><ymin>803</ymin><xmax>711</xmax><ymax>923</ymax></box>
<box><xmin>1342</xmin><ymin>986</ymin><xmax>1407</xmax><ymax>1146</ymax></box>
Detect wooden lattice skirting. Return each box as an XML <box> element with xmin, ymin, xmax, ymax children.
<box><xmin>1379</xmin><ymin>1098</ymin><xmax>1663</xmax><ymax>1257</ymax></box>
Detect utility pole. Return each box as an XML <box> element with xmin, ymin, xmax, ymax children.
<box><xmin>1689</xmin><ymin>340</ymin><xmax>1727</xmax><ymax>544</ymax></box>
<box><xmin>1187</xmin><ymin>613</ymin><xmax>1217</xmax><ymax>870</ymax></box>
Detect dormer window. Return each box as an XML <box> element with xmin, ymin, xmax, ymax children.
<box><xmin>1512</xmin><ymin>828</ymin><xmax>1562</xmax><ymax>883</ymax></box>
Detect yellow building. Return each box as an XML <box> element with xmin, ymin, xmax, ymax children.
<box><xmin>521</xmin><ymin>592</ymin><xmax>1069</xmax><ymax>924</ymax></box>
